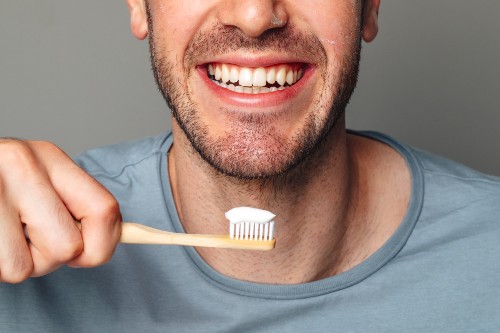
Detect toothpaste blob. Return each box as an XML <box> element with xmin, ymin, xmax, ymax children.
<box><xmin>225</xmin><ymin>207</ymin><xmax>276</xmax><ymax>224</ymax></box>
<box><xmin>225</xmin><ymin>207</ymin><xmax>275</xmax><ymax>241</ymax></box>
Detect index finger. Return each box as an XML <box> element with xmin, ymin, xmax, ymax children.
<box><xmin>31</xmin><ymin>141</ymin><xmax>122</xmax><ymax>267</ymax></box>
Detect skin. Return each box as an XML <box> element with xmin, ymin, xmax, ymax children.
<box><xmin>0</xmin><ymin>0</ymin><xmax>410</xmax><ymax>285</ymax></box>
<box><xmin>126</xmin><ymin>0</ymin><xmax>409</xmax><ymax>284</ymax></box>
<box><xmin>0</xmin><ymin>140</ymin><xmax>121</xmax><ymax>283</ymax></box>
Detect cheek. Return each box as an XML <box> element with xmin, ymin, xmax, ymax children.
<box><xmin>298</xmin><ymin>2</ymin><xmax>361</xmax><ymax>55</ymax></box>
<box><xmin>151</xmin><ymin>2</ymin><xmax>213</xmax><ymax>68</ymax></box>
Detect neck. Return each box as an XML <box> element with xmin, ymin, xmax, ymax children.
<box><xmin>168</xmin><ymin>121</ymin><xmax>409</xmax><ymax>284</ymax></box>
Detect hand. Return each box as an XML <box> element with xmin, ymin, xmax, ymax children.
<box><xmin>0</xmin><ymin>139</ymin><xmax>121</xmax><ymax>283</ymax></box>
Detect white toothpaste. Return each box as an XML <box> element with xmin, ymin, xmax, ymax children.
<box><xmin>225</xmin><ymin>207</ymin><xmax>276</xmax><ymax>241</ymax></box>
<box><xmin>225</xmin><ymin>207</ymin><xmax>275</xmax><ymax>224</ymax></box>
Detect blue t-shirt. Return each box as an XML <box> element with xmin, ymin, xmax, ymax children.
<box><xmin>1</xmin><ymin>131</ymin><xmax>499</xmax><ymax>332</ymax></box>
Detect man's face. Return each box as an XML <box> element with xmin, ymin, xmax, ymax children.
<box><xmin>128</xmin><ymin>0</ymin><xmax>379</xmax><ymax>179</ymax></box>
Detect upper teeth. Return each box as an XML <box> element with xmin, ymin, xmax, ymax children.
<box><xmin>208</xmin><ymin>63</ymin><xmax>304</xmax><ymax>90</ymax></box>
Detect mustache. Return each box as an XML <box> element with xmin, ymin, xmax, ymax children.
<box><xmin>184</xmin><ymin>23</ymin><xmax>328</xmax><ymax>66</ymax></box>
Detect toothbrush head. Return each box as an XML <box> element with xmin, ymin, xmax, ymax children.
<box><xmin>226</xmin><ymin>207</ymin><xmax>276</xmax><ymax>241</ymax></box>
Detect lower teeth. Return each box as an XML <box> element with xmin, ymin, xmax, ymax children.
<box><xmin>212</xmin><ymin>80</ymin><xmax>287</xmax><ymax>94</ymax></box>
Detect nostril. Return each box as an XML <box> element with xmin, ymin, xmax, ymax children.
<box><xmin>217</xmin><ymin>1</ymin><xmax>287</xmax><ymax>39</ymax></box>
<box><xmin>270</xmin><ymin>12</ymin><xmax>286</xmax><ymax>28</ymax></box>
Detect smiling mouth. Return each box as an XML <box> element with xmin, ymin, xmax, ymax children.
<box><xmin>207</xmin><ymin>63</ymin><xmax>305</xmax><ymax>94</ymax></box>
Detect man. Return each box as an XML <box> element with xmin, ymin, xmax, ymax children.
<box><xmin>0</xmin><ymin>0</ymin><xmax>499</xmax><ymax>332</ymax></box>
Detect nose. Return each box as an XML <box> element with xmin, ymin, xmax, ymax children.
<box><xmin>217</xmin><ymin>0</ymin><xmax>288</xmax><ymax>38</ymax></box>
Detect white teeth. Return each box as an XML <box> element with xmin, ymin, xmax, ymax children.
<box><xmin>267</xmin><ymin>68</ymin><xmax>276</xmax><ymax>85</ymax></box>
<box><xmin>253</xmin><ymin>67</ymin><xmax>267</xmax><ymax>87</ymax></box>
<box><xmin>276</xmin><ymin>66</ymin><xmax>287</xmax><ymax>86</ymax></box>
<box><xmin>215</xmin><ymin>66</ymin><xmax>222</xmax><ymax>81</ymax></box>
<box><xmin>209</xmin><ymin>63</ymin><xmax>304</xmax><ymax>94</ymax></box>
<box><xmin>286</xmin><ymin>70</ymin><xmax>294</xmax><ymax>86</ymax></box>
<box><xmin>230</xmin><ymin>67</ymin><xmax>239</xmax><ymax>83</ymax></box>
<box><xmin>239</xmin><ymin>68</ymin><xmax>253</xmax><ymax>87</ymax></box>
<box><xmin>221</xmin><ymin>64</ymin><xmax>230</xmax><ymax>83</ymax></box>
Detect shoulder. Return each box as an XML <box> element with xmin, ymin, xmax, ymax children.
<box><xmin>354</xmin><ymin>130</ymin><xmax>500</xmax><ymax>224</ymax></box>
<box><xmin>412</xmin><ymin>145</ymin><xmax>500</xmax><ymax>185</ymax></box>
<box><xmin>374</xmin><ymin>133</ymin><xmax>500</xmax><ymax>243</ymax></box>
<box><xmin>410</xmin><ymin>147</ymin><xmax>500</xmax><ymax>239</ymax></box>
<box><xmin>356</xmin><ymin>130</ymin><xmax>500</xmax><ymax>194</ymax></box>
<box><xmin>410</xmin><ymin>145</ymin><xmax>500</xmax><ymax>200</ymax></box>
<box><xmin>73</xmin><ymin>132</ymin><xmax>172</xmax><ymax>178</ymax></box>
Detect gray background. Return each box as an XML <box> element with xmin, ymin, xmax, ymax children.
<box><xmin>1</xmin><ymin>1</ymin><xmax>499</xmax><ymax>175</ymax></box>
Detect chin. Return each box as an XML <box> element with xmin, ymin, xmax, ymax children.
<box><xmin>193</xmin><ymin>122</ymin><xmax>323</xmax><ymax>180</ymax></box>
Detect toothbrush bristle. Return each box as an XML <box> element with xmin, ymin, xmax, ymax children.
<box><xmin>230</xmin><ymin>221</ymin><xmax>274</xmax><ymax>241</ymax></box>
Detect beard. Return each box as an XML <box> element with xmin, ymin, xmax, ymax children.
<box><xmin>147</xmin><ymin>10</ymin><xmax>361</xmax><ymax>180</ymax></box>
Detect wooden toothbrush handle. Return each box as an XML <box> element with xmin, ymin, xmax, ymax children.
<box><xmin>76</xmin><ymin>222</ymin><xmax>275</xmax><ymax>251</ymax></box>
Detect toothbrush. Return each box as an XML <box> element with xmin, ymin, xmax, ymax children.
<box><xmin>78</xmin><ymin>207</ymin><xmax>276</xmax><ymax>251</ymax></box>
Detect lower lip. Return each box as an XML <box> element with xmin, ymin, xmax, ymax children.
<box><xmin>196</xmin><ymin>65</ymin><xmax>314</xmax><ymax>108</ymax></box>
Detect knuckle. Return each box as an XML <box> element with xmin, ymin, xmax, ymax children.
<box><xmin>51</xmin><ymin>238</ymin><xmax>84</xmax><ymax>263</ymax></box>
<box><xmin>0</xmin><ymin>254</ymin><xmax>34</xmax><ymax>284</ymax></box>
<box><xmin>0</xmin><ymin>140</ymin><xmax>34</xmax><ymax>168</ymax></box>
<box><xmin>91</xmin><ymin>196</ymin><xmax>121</xmax><ymax>223</ymax></box>
<box><xmin>0</xmin><ymin>140</ymin><xmax>46</xmax><ymax>185</ymax></box>
<box><xmin>85</xmin><ymin>252</ymin><xmax>113</xmax><ymax>268</ymax></box>
<box><xmin>33</xmin><ymin>140</ymin><xmax>58</xmax><ymax>150</ymax></box>
<box><xmin>0</xmin><ymin>140</ymin><xmax>64</xmax><ymax>175</ymax></box>
<box><xmin>0</xmin><ymin>137</ymin><xmax>23</xmax><ymax>147</ymax></box>
<box><xmin>32</xmin><ymin>140</ymin><xmax>64</xmax><ymax>157</ymax></box>
<box><xmin>2</xmin><ymin>268</ymin><xmax>33</xmax><ymax>284</ymax></box>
